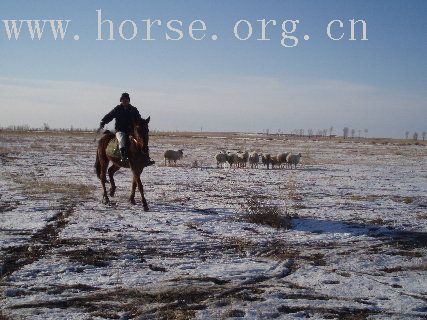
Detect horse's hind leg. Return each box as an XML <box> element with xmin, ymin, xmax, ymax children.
<box><xmin>136</xmin><ymin>175</ymin><xmax>149</xmax><ymax>211</ymax></box>
<box><xmin>108</xmin><ymin>164</ymin><xmax>120</xmax><ymax>197</ymax></box>
<box><xmin>100</xmin><ymin>162</ymin><xmax>109</xmax><ymax>204</ymax></box>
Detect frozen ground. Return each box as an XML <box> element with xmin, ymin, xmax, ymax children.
<box><xmin>0</xmin><ymin>131</ymin><xmax>426</xmax><ymax>319</ymax></box>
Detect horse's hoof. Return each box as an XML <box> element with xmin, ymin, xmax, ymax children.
<box><xmin>129</xmin><ymin>199</ymin><xmax>136</xmax><ymax>205</ymax></box>
<box><xmin>143</xmin><ymin>205</ymin><xmax>149</xmax><ymax>212</ymax></box>
<box><xmin>102</xmin><ymin>198</ymin><xmax>110</xmax><ymax>205</ymax></box>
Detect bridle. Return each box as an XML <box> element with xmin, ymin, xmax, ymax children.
<box><xmin>133</xmin><ymin>119</ymin><xmax>149</xmax><ymax>151</ymax></box>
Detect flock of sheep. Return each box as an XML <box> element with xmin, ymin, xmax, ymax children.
<box><xmin>215</xmin><ymin>151</ymin><xmax>302</xmax><ymax>169</ymax></box>
<box><xmin>163</xmin><ymin>149</ymin><xmax>302</xmax><ymax>169</ymax></box>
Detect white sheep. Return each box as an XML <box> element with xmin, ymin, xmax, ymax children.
<box><xmin>270</xmin><ymin>155</ymin><xmax>280</xmax><ymax>169</ymax></box>
<box><xmin>248</xmin><ymin>152</ymin><xmax>260</xmax><ymax>168</ymax></box>
<box><xmin>236</xmin><ymin>151</ymin><xmax>249</xmax><ymax>168</ymax></box>
<box><xmin>215</xmin><ymin>151</ymin><xmax>228</xmax><ymax>168</ymax></box>
<box><xmin>164</xmin><ymin>149</ymin><xmax>184</xmax><ymax>166</ymax></box>
<box><xmin>286</xmin><ymin>153</ymin><xmax>302</xmax><ymax>169</ymax></box>
<box><xmin>277</xmin><ymin>152</ymin><xmax>290</xmax><ymax>168</ymax></box>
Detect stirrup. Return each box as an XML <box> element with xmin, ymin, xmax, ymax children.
<box><xmin>143</xmin><ymin>156</ymin><xmax>155</xmax><ymax>167</ymax></box>
<box><xmin>120</xmin><ymin>148</ymin><xmax>128</xmax><ymax>161</ymax></box>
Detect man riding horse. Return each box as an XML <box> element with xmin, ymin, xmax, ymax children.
<box><xmin>99</xmin><ymin>92</ymin><xmax>155</xmax><ymax>166</ymax></box>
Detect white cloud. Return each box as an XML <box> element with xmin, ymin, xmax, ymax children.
<box><xmin>0</xmin><ymin>76</ymin><xmax>425</xmax><ymax>138</ymax></box>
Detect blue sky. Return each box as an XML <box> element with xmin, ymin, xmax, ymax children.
<box><xmin>0</xmin><ymin>0</ymin><xmax>425</xmax><ymax>137</ymax></box>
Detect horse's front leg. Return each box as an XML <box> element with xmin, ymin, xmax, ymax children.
<box><xmin>135</xmin><ymin>175</ymin><xmax>149</xmax><ymax>211</ymax></box>
<box><xmin>129</xmin><ymin>177</ymin><xmax>137</xmax><ymax>205</ymax></box>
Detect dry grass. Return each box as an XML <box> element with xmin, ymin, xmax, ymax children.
<box><xmin>391</xmin><ymin>195</ymin><xmax>414</xmax><ymax>204</ymax></box>
<box><xmin>302</xmin><ymin>144</ymin><xmax>316</xmax><ymax>165</ymax></box>
<box><xmin>9</xmin><ymin>174</ymin><xmax>96</xmax><ymax>200</ymax></box>
<box><xmin>348</xmin><ymin>194</ymin><xmax>416</xmax><ymax>205</ymax></box>
<box><xmin>240</xmin><ymin>195</ymin><xmax>295</xmax><ymax>229</ymax></box>
<box><xmin>349</xmin><ymin>194</ymin><xmax>381</xmax><ymax>202</ymax></box>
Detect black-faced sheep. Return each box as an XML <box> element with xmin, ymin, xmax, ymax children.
<box><xmin>215</xmin><ymin>151</ymin><xmax>228</xmax><ymax>168</ymax></box>
<box><xmin>270</xmin><ymin>155</ymin><xmax>280</xmax><ymax>169</ymax></box>
<box><xmin>164</xmin><ymin>149</ymin><xmax>184</xmax><ymax>166</ymax></box>
<box><xmin>236</xmin><ymin>151</ymin><xmax>249</xmax><ymax>168</ymax></box>
<box><xmin>248</xmin><ymin>152</ymin><xmax>260</xmax><ymax>168</ymax></box>
<box><xmin>261</xmin><ymin>154</ymin><xmax>271</xmax><ymax>169</ymax></box>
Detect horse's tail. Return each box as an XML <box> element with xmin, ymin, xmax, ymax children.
<box><xmin>95</xmin><ymin>149</ymin><xmax>101</xmax><ymax>179</ymax></box>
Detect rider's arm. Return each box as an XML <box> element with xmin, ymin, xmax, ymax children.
<box><xmin>100</xmin><ymin>106</ymin><xmax>118</xmax><ymax>128</ymax></box>
<box><xmin>132</xmin><ymin>106</ymin><xmax>143</xmax><ymax>121</ymax></box>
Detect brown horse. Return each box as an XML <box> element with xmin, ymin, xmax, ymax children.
<box><xmin>94</xmin><ymin>117</ymin><xmax>151</xmax><ymax>210</ymax></box>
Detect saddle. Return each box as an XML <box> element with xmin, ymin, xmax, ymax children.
<box><xmin>106</xmin><ymin>138</ymin><xmax>121</xmax><ymax>159</ymax></box>
<box><xmin>105</xmin><ymin>136</ymin><xmax>144</xmax><ymax>161</ymax></box>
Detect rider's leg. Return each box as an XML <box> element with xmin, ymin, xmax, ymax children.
<box><xmin>142</xmin><ymin>146</ymin><xmax>155</xmax><ymax>167</ymax></box>
<box><xmin>116</xmin><ymin>131</ymin><xmax>128</xmax><ymax>160</ymax></box>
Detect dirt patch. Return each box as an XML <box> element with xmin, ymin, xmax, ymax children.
<box><xmin>9</xmin><ymin>285</ymin><xmax>218</xmax><ymax>319</ymax></box>
<box><xmin>277</xmin><ymin>305</ymin><xmax>380</xmax><ymax>319</ymax></box>
<box><xmin>63</xmin><ymin>247</ymin><xmax>118</xmax><ymax>268</ymax></box>
<box><xmin>0</xmin><ymin>201</ymin><xmax>19</xmax><ymax>213</ymax></box>
<box><xmin>0</xmin><ymin>201</ymin><xmax>75</xmax><ymax>278</ymax></box>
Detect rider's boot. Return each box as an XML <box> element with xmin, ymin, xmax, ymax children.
<box><xmin>143</xmin><ymin>153</ymin><xmax>155</xmax><ymax>167</ymax></box>
<box><xmin>120</xmin><ymin>147</ymin><xmax>128</xmax><ymax>161</ymax></box>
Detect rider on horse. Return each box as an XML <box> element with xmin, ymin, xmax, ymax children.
<box><xmin>99</xmin><ymin>92</ymin><xmax>155</xmax><ymax>166</ymax></box>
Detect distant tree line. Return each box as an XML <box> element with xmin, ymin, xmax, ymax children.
<box><xmin>0</xmin><ymin>124</ymin><xmax>96</xmax><ymax>132</ymax></box>
<box><xmin>265</xmin><ymin>127</ymin><xmax>371</xmax><ymax>139</ymax></box>
<box><xmin>405</xmin><ymin>130</ymin><xmax>425</xmax><ymax>141</ymax></box>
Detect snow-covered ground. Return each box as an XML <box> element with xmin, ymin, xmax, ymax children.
<box><xmin>1</xmin><ymin>132</ymin><xmax>426</xmax><ymax>319</ymax></box>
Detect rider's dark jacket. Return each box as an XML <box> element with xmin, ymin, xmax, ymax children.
<box><xmin>100</xmin><ymin>104</ymin><xmax>142</xmax><ymax>134</ymax></box>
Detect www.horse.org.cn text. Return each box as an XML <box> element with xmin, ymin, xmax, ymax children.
<box><xmin>1</xmin><ymin>9</ymin><xmax>368</xmax><ymax>47</ymax></box>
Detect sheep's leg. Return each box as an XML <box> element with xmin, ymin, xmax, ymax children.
<box><xmin>164</xmin><ymin>158</ymin><xmax>167</xmax><ymax>166</ymax></box>
<box><xmin>100</xmin><ymin>164</ymin><xmax>109</xmax><ymax>204</ymax></box>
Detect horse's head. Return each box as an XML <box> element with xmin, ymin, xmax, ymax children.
<box><xmin>133</xmin><ymin>116</ymin><xmax>150</xmax><ymax>151</ymax></box>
